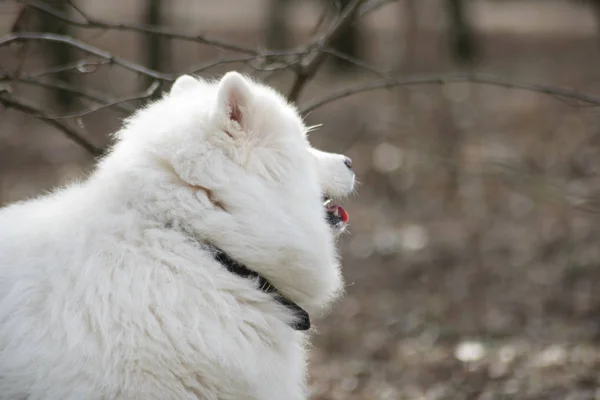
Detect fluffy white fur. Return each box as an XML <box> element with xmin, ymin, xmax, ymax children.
<box><xmin>0</xmin><ymin>72</ymin><xmax>355</xmax><ymax>399</ymax></box>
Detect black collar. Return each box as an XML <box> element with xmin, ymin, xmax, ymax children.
<box><xmin>206</xmin><ymin>243</ymin><xmax>311</xmax><ymax>331</ymax></box>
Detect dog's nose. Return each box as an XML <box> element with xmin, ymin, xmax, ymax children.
<box><xmin>344</xmin><ymin>157</ymin><xmax>353</xmax><ymax>170</ymax></box>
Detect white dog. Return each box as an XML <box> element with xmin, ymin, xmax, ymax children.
<box><xmin>0</xmin><ymin>72</ymin><xmax>355</xmax><ymax>399</ymax></box>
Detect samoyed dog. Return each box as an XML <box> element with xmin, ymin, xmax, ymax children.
<box><xmin>0</xmin><ymin>72</ymin><xmax>355</xmax><ymax>399</ymax></box>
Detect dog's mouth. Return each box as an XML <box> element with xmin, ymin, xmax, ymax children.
<box><xmin>323</xmin><ymin>196</ymin><xmax>349</xmax><ymax>232</ymax></box>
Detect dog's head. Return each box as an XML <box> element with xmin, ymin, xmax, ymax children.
<box><xmin>110</xmin><ymin>72</ymin><xmax>355</xmax><ymax>311</ymax></box>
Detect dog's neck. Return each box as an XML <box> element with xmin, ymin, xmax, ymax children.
<box><xmin>165</xmin><ymin>221</ymin><xmax>310</xmax><ymax>331</ymax></box>
<box><xmin>205</xmin><ymin>243</ymin><xmax>310</xmax><ymax>331</ymax></box>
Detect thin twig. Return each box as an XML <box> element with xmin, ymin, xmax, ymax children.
<box><xmin>287</xmin><ymin>0</ymin><xmax>367</xmax><ymax>102</ymax></box>
<box><xmin>322</xmin><ymin>48</ymin><xmax>394</xmax><ymax>81</ymax></box>
<box><xmin>27</xmin><ymin>58</ymin><xmax>110</xmax><ymax>78</ymax></box>
<box><xmin>182</xmin><ymin>50</ymin><xmax>305</xmax><ymax>76</ymax></box>
<box><xmin>4</xmin><ymin>75</ymin><xmax>135</xmax><ymax>113</ymax></box>
<box><xmin>1</xmin><ymin>33</ymin><xmax>306</xmax><ymax>83</ymax></box>
<box><xmin>0</xmin><ymin>32</ymin><xmax>175</xmax><ymax>81</ymax></box>
<box><xmin>51</xmin><ymin>81</ymin><xmax>161</xmax><ymax>120</ymax></box>
<box><xmin>18</xmin><ymin>0</ymin><xmax>259</xmax><ymax>55</ymax></box>
<box><xmin>359</xmin><ymin>0</ymin><xmax>399</xmax><ymax>17</ymax></box>
<box><xmin>310</xmin><ymin>3</ymin><xmax>334</xmax><ymax>37</ymax></box>
<box><xmin>64</xmin><ymin>0</ymin><xmax>89</xmax><ymax>22</ymax></box>
<box><xmin>300</xmin><ymin>73</ymin><xmax>600</xmax><ymax>114</ymax></box>
<box><xmin>0</xmin><ymin>94</ymin><xmax>103</xmax><ymax>156</ymax></box>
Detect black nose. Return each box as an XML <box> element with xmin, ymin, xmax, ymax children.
<box><xmin>344</xmin><ymin>157</ymin><xmax>353</xmax><ymax>170</ymax></box>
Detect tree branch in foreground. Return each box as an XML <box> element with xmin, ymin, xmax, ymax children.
<box><xmin>0</xmin><ymin>94</ymin><xmax>104</xmax><ymax>156</ymax></box>
<box><xmin>51</xmin><ymin>80</ymin><xmax>161</xmax><ymax>120</ymax></box>
<box><xmin>17</xmin><ymin>0</ymin><xmax>260</xmax><ymax>55</ymax></box>
<box><xmin>359</xmin><ymin>0</ymin><xmax>399</xmax><ymax>17</ymax></box>
<box><xmin>300</xmin><ymin>73</ymin><xmax>600</xmax><ymax>115</ymax></box>
<box><xmin>0</xmin><ymin>33</ymin><xmax>308</xmax><ymax>84</ymax></box>
<box><xmin>5</xmin><ymin>75</ymin><xmax>136</xmax><ymax>114</ymax></box>
<box><xmin>0</xmin><ymin>33</ymin><xmax>175</xmax><ymax>81</ymax></box>
<box><xmin>287</xmin><ymin>0</ymin><xmax>367</xmax><ymax>103</ymax></box>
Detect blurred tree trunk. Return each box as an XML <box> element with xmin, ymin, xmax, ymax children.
<box><xmin>435</xmin><ymin>96</ymin><xmax>462</xmax><ymax>207</ymax></box>
<box><xmin>266</xmin><ymin>0</ymin><xmax>291</xmax><ymax>50</ymax></box>
<box><xmin>591</xmin><ymin>0</ymin><xmax>600</xmax><ymax>43</ymax></box>
<box><xmin>330</xmin><ymin>0</ymin><xmax>361</xmax><ymax>71</ymax></box>
<box><xmin>38</xmin><ymin>0</ymin><xmax>73</xmax><ymax>110</ymax></box>
<box><xmin>446</xmin><ymin>0</ymin><xmax>478</xmax><ymax>65</ymax></box>
<box><xmin>396</xmin><ymin>0</ymin><xmax>418</xmax><ymax>73</ymax></box>
<box><xmin>144</xmin><ymin>0</ymin><xmax>166</xmax><ymax>100</ymax></box>
<box><xmin>440</xmin><ymin>0</ymin><xmax>478</xmax><ymax>206</ymax></box>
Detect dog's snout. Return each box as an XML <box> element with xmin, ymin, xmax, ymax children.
<box><xmin>343</xmin><ymin>157</ymin><xmax>353</xmax><ymax>170</ymax></box>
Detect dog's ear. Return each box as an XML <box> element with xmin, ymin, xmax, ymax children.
<box><xmin>171</xmin><ymin>75</ymin><xmax>200</xmax><ymax>95</ymax></box>
<box><xmin>216</xmin><ymin>72</ymin><xmax>253</xmax><ymax>131</ymax></box>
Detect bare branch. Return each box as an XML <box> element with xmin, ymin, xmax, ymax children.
<box><xmin>28</xmin><ymin>58</ymin><xmax>110</xmax><ymax>78</ymax></box>
<box><xmin>17</xmin><ymin>0</ymin><xmax>260</xmax><ymax>55</ymax></box>
<box><xmin>287</xmin><ymin>0</ymin><xmax>367</xmax><ymax>102</ymax></box>
<box><xmin>1</xmin><ymin>33</ymin><xmax>306</xmax><ymax>84</ymax></box>
<box><xmin>358</xmin><ymin>0</ymin><xmax>399</xmax><ymax>17</ymax></box>
<box><xmin>0</xmin><ymin>32</ymin><xmax>175</xmax><ymax>81</ymax></box>
<box><xmin>64</xmin><ymin>0</ymin><xmax>89</xmax><ymax>22</ymax></box>
<box><xmin>183</xmin><ymin>50</ymin><xmax>305</xmax><ymax>76</ymax></box>
<box><xmin>321</xmin><ymin>48</ymin><xmax>394</xmax><ymax>81</ymax></box>
<box><xmin>300</xmin><ymin>73</ymin><xmax>600</xmax><ymax>115</ymax></box>
<box><xmin>4</xmin><ymin>75</ymin><xmax>135</xmax><ymax>113</ymax></box>
<box><xmin>309</xmin><ymin>3</ymin><xmax>335</xmax><ymax>37</ymax></box>
<box><xmin>51</xmin><ymin>81</ymin><xmax>161</xmax><ymax>120</ymax></box>
<box><xmin>0</xmin><ymin>94</ymin><xmax>104</xmax><ymax>156</ymax></box>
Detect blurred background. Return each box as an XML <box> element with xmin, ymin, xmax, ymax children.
<box><xmin>3</xmin><ymin>0</ymin><xmax>600</xmax><ymax>398</ymax></box>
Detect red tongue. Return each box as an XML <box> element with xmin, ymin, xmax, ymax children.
<box><xmin>336</xmin><ymin>205</ymin><xmax>349</xmax><ymax>223</ymax></box>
